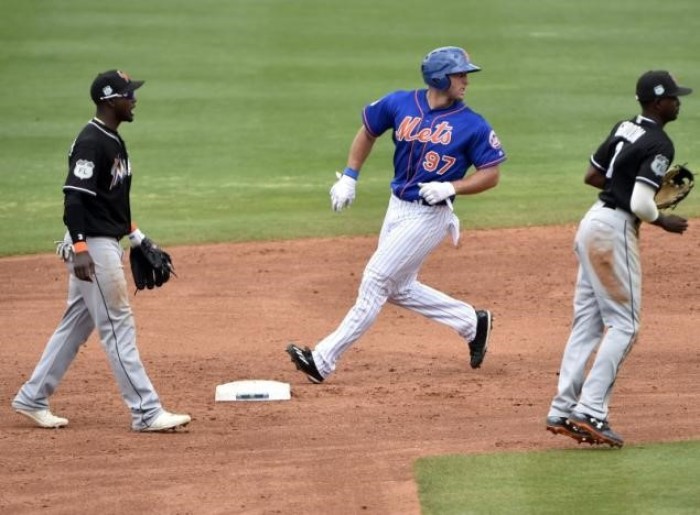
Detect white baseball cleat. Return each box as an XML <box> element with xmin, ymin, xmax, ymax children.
<box><xmin>15</xmin><ymin>408</ymin><xmax>69</xmax><ymax>428</ymax></box>
<box><xmin>139</xmin><ymin>411</ymin><xmax>191</xmax><ymax>432</ymax></box>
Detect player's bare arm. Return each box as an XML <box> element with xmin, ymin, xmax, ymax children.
<box><xmin>347</xmin><ymin>126</ymin><xmax>377</xmax><ymax>172</ymax></box>
<box><xmin>584</xmin><ymin>164</ymin><xmax>606</xmax><ymax>189</ymax></box>
<box><xmin>330</xmin><ymin>127</ymin><xmax>379</xmax><ymax>212</ymax></box>
<box><xmin>452</xmin><ymin>165</ymin><xmax>501</xmax><ymax>195</ymax></box>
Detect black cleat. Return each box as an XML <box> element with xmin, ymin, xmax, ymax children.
<box><xmin>469</xmin><ymin>310</ymin><xmax>492</xmax><ymax>369</ymax></box>
<box><xmin>286</xmin><ymin>344</ymin><xmax>324</xmax><ymax>384</ymax></box>
<box><xmin>568</xmin><ymin>412</ymin><xmax>624</xmax><ymax>448</ymax></box>
<box><xmin>546</xmin><ymin>416</ymin><xmax>594</xmax><ymax>445</ymax></box>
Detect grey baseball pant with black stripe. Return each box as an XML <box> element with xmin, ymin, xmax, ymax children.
<box><xmin>549</xmin><ymin>201</ymin><xmax>641</xmax><ymax>422</ymax></box>
<box><xmin>12</xmin><ymin>235</ymin><xmax>163</xmax><ymax>430</ymax></box>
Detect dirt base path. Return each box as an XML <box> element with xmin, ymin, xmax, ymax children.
<box><xmin>1</xmin><ymin>224</ymin><xmax>698</xmax><ymax>514</ymax></box>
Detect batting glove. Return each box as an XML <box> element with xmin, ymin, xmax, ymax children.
<box><xmin>418</xmin><ymin>181</ymin><xmax>456</xmax><ymax>205</ymax></box>
<box><xmin>55</xmin><ymin>238</ymin><xmax>73</xmax><ymax>262</ymax></box>
<box><xmin>330</xmin><ymin>169</ymin><xmax>357</xmax><ymax>212</ymax></box>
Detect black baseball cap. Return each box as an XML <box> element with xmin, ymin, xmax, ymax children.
<box><xmin>635</xmin><ymin>70</ymin><xmax>692</xmax><ymax>102</ymax></box>
<box><xmin>90</xmin><ymin>69</ymin><xmax>144</xmax><ymax>103</ymax></box>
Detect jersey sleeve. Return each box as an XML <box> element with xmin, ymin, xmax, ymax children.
<box><xmin>589</xmin><ymin>122</ymin><xmax>621</xmax><ymax>172</ymax></box>
<box><xmin>469</xmin><ymin>121</ymin><xmax>506</xmax><ymax>169</ymax></box>
<box><xmin>636</xmin><ymin>142</ymin><xmax>674</xmax><ymax>190</ymax></box>
<box><xmin>64</xmin><ymin>138</ymin><xmax>100</xmax><ymax>196</ymax></box>
<box><xmin>361</xmin><ymin>92</ymin><xmax>398</xmax><ymax>138</ymax></box>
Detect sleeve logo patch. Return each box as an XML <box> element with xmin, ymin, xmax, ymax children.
<box><xmin>73</xmin><ymin>160</ymin><xmax>95</xmax><ymax>180</ymax></box>
<box><xmin>489</xmin><ymin>130</ymin><xmax>502</xmax><ymax>149</ymax></box>
<box><xmin>651</xmin><ymin>154</ymin><xmax>670</xmax><ymax>177</ymax></box>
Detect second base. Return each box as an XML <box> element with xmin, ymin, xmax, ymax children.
<box><xmin>215</xmin><ymin>380</ymin><xmax>291</xmax><ymax>402</ymax></box>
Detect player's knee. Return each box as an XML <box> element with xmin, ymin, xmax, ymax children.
<box><xmin>360</xmin><ymin>270</ymin><xmax>393</xmax><ymax>298</ymax></box>
<box><xmin>605</xmin><ymin>325</ymin><xmax>638</xmax><ymax>349</ymax></box>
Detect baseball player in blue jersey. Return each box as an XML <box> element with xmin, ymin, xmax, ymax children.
<box><xmin>287</xmin><ymin>46</ymin><xmax>506</xmax><ymax>383</ymax></box>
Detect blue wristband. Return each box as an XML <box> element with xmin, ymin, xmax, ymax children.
<box><xmin>343</xmin><ymin>167</ymin><xmax>360</xmax><ymax>180</ymax></box>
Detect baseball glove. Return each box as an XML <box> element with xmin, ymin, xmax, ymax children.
<box><xmin>129</xmin><ymin>238</ymin><xmax>175</xmax><ymax>291</ymax></box>
<box><xmin>655</xmin><ymin>163</ymin><xmax>695</xmax><ymax>210</ymax></box>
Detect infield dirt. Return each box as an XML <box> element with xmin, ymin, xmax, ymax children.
<box><xmin>1</xmin><ymin>224</ymin><xmax>698</xmax><ymax>514</ymax></box>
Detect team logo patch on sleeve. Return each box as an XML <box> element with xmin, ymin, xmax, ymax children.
<box><xmin>650</xmin><ymin>154</ymin><xmax>670</xmax><ymax>177</ymax></box>
<box><xmin>73</xmin><ymin>160</ymin><xmax>95</xmax><ymax>180</ymax></box>
<box><xmin>489</xmin><ymin>130</ymin><xmax>502</xmax><ymax>149</ymax></box>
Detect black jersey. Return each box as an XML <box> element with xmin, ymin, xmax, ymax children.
<box><xmin>63</xmin><ymin>119</ymin><xmax>132</xmax><ymax>239</ymax></box>
<box><xmin>590</xmin><ymin>115</ymin><xmax>674</xmax><ymax>214</ymax></box>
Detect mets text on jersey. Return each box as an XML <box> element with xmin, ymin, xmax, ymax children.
<box><xmin>395</xmin><ymin>116</ymin><xmax>453</xmax><ymax>144</ymax></box>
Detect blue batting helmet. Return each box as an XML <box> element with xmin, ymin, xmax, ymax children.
<box><xmin>421</xmin><ymin>46</ymin><xmax>481</xmax><ymax>90</ymax></box>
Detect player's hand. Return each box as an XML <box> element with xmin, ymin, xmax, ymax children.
<box><xmin>72</xmin><ymin>250</ymin><xmax>95</xmax><ymax>282</ymax></box>
<box><xmin>418</xmin><ymin>181</ymin><xmax>456</xmax><ymax>205</ymax></box>
<box><xmin>330</xmin><ymin>172</ymin><xmax>357</xmax><ymax>212</ymax></box>
<box><xmin>653</xmin><ymin>213</ymin><xmax>688</xmax><ymax>234</ymax></box>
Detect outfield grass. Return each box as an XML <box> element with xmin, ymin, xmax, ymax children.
<box><xmin>1</xmin><ymin>0</ymin><xmax>699</xmax><ymax>255</ymax></box>
<box><xmin>416</xmin><ymin>440</ymin><xmax>700</xmax><ymax>514</ymax></box>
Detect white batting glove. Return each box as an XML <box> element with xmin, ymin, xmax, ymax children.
<box><xmin>55</xmin><ymin>240</ymin><xmax>73</xmax><ymax>261</ymax></box>
<box><xmin>418</xmin><ymin>181</ymin><xmax>456</xmax><ymax>205</ymax></box>
<box><xmin>330</xmin><ymin>171</ymin><xmax>357</xmax><ymax>212</ymax></box>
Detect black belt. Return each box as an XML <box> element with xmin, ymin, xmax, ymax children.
<box><xmin>602</xmin><ymin>201</ymin><xmax>641</xmax><ymax>227</ymax></box>
<box><xmin>86</xmin><ymin>234</ymin><xmax>121</xmax><ymax>241</ymax></box>
<box><xmin>394</xmin><ymin>194</ymin><xmax>448</xmax><ymax>207</ymax></box>
<box><xmin>416</xmin><ymin>198</ymin><xmax>448</xmax><ymax>207</ymax></box>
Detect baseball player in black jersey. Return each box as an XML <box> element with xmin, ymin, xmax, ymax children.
<box><xmin>12</xmin><ymin>70</ymin><xmax>191</xmax><ymax>432</ymax></box>
<box><xmin>546</xmin><ymin>70</ymin><xmax>691</xmax><ymax>447</ymax></box>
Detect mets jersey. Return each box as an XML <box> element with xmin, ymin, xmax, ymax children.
<box><xmin>362</xmin><ymin>89</ymin><xmax>506</xmax><ymax>202</ymax></box>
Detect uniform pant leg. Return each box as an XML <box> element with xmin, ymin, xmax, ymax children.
<box><xmin>385</xmin><ymin>204</ymin><xmax>476</xmax><ymax>344</ymax></box>
<box><xmin>576</xmin><ymin>217</ymin><xmax>641</xmax><ymax>420</ymax></box>
<box><xmin>77</xmin><ymin>237</ymin><xmax>162</xmax><ymax>429</ymax></box>
<box><xmin>12</xmin><ymin>273</ymin><xmax>95</xmax><ymax>410</ymax></box>
<box><xmin>313</xmin><ymin>197</ymin><xmax>452</xmax><ymax>376</ymax></box>
<box><xmin>549</xmin><ymin>263</ymin><xmax>604</xmax><ymax>418</ymax></box>
<box><xmin>388</xmin><ymin>280</ymin><xmax>478</xmax><ymax>341</ymax></box>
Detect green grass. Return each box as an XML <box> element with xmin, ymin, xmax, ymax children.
<box><xmin>416</xmin><ymin>440</ymin><xmax>700</xmax><ymax>514</ymax></box>
<box><xmin>1</xmin><ymin>0</ymin><xmax>700</xmax><ymax>255</ymax></box>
